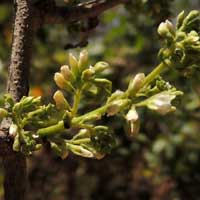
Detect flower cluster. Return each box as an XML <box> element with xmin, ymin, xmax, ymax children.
<box><xmin>158</xmin><ymin>10</ymin><xmax>200</xmax><ymax>76</ymax></box>
<box><xmin>0</xmin><ymin>11</ymin><xmax>199</xmax><ymax>159</ymax></box>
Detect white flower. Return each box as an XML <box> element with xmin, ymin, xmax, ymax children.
<box><xmin>146</xmin><ymin>91</ymin><xmax>183</xmax><ymax>115</ymax></box>
<box><xmin>126</xmin><ymin>106</ymin><xmax>140</xmax><ymax>136</ymax></box>
<box><xmin>126</xmin><ymin>106</ymin><xmax>138</xmax><ymax>122</ymax></box>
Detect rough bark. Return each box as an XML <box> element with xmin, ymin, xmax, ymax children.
<box><xmin>2</xmin><ymin>0</ymin><xmax>34</xmax><ymax>199</ymax></box>
<box><xmin>34</xmin><ymin>0</ymin><xmax>127</xmax><ymax>27</ymax></box>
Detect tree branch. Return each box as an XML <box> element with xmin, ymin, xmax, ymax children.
<box><xmin>38</xmin><ymin>0</ymin><xmax>128</xmax><ymax>26</ymax></box>
<box><xmin>1</xmin><ymin>0</ymin><xmax>34</xmax><ymax>199</ymax></box>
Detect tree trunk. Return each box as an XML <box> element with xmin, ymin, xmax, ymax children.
<box><xmin>2</xmin><ymin>0</ymin><xmax>33</xmax><ymax>199</ymax></box>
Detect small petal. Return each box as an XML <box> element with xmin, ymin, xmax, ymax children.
<box><xmin>126</xmin><ymin>106</ymin><xmax>138</xmax><ymax>122</ymax></box>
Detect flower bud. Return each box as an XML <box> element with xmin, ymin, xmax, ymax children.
<box><xmin>127</xmin><ymin>73</ymin><xmax>145</xmax><ymax>97</ymax></box>
<box><xmin>107</xmin><ymin>90</ymin><xmax>124</xmax><ymax>103</ymax></box>
<box><xmin>93</xmin><ymin>62</ymin><xmax>109</xmax><ymax>73</ymax></box>
<box><xmin>54</xmin><ymin>73</ymin><xmax>74</xmax><ymax>92</ymax></box>
<box><xmin>68</xmin><ymin>143</ymin><xmax>94</xmax><ymax>158</ymax></box>
<box><xmin>60</xmin><ymin>65</ymin><xmax>72</xmax><ymax>80</ymax></box>
<box><xmin>165</xmin><ymin>20</ymin><xmax>174</xmax><ymax>34</ymax></box>
<box><xmin>53</xmin><ymin>90</ymin><xmax>70</xmax><ymax>110</ymax></box>
<box><xmin>157</xmin><ymin>20</ymin><xmax>174</xmax><ymax>38</ymax></box>
<box><xmin>107</xmin><ymin>99</ymin><xmax>130</xmax><ymax>116</ymax></box>
<box><xmin>126</xmin><ymin>106</ymin><xmax>138</xmax><ymax>122</ymax></box>
<box><xmin>0</xmin><ymin>108</ymin><xmax>8</xmax><ymax>121</ymax></box>
<box><xmin>128</xmin><ymin>119</ymin><xmax>140</xmax><ymax>137</ymax></box>
<box><xmin>78</xmin><ymin>50</ymin><xmax>88</xmax><ymax>71</ymax></box>
<box><xmin>126</xmin><ymin>106</ymin><xmax>140</xmax><ymax>136</ymax></box>
<box><xmin>180</xmin><ymin>10</ymin><xmax>199</xmax><ymax>31</ymax></box>
<box><xmin>158</xmin><ymin>22</ymin><xmax>169</xmax><ymax>37</ymax></box>
<box><xmin>69</xmin><ymin>53</ymin><xmax>79</xmax><ymax>76</ymax></box>
<box><xmin>81</xmin><ymin>68</ymin><xmax>95</xmax><ymax>81</ymax></box>
<box><xmin>9</xmin><ymin>124</ymin><xmax>18</xmax><ymax>137</ymax></box>
<box><xmin>176</xmin><ymin>10</ymin><xmax>185</xmax><ymax>29</ymax></box>
<box><xmin>54</xmin><ymin>73</ymin><xmax>66</xmax><ymax>89</ymax></box>
<box><xmin>185</xmin><ymin>31</ymin><xmax>199</xmax><ymax>44</ymax></box>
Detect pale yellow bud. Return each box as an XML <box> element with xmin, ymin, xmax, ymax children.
<box><xmin>127</xmin><ymin>73</ymin><xmax>145</xmax><ymax>97</ymax></box>
<box><xmin>157</xmin><ymin>20</ymin><xmax>174</xmax><ymax>37</ymax></box>
<box><xmin>78</xmin><ymin>50</ymin><xmax>88</xmax><ymax>71</ymax></box>
<box><xmin>93</xmin><ymin>62</ymin><xmax>109</xmax><ymax>73</ymax></box>
<box><xmin>69</xmin><ymin>53</ymin><xmax>79</xmax><ymax>75</ymax></box>
<box><xmin>54</xmin><ymin>73</ymin><xmax>66</xmax><ymax>89</ymax></box>
<box><xmin>54</xmin><ymin>73</ymin><xmax>74</xmax><ymax>92</ymax></box>
<box><xmin>60</xmin><ymin>65</ymin><xmax>71</xmax><ymax>80</ymax></box>
<box><xmin>53</xmin><ymin>90</ymin><xmax>70</xmax><ymax>110</ymax></box>
<box><xmin>165</xmin><ymin>20</ymin><xmax>174</xmax><ymax>34</ymax></box>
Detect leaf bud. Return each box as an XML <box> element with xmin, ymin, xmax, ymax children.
<box><xmin>176</xmin><ymin>10</ymin><xmax>185</xmax><ymax>29</ymax></box>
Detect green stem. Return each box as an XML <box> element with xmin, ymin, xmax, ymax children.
<box><xmin>71</xmin><ymin>138</ymin><xmax>91</xmax><ymax>145</ymax></box>
<box><xmin>37</xmin><ymin>121</ymin><xmax>65</xmax><ymax>137</ymax></box>
<box><xmin>72</xmin><ymin>105</ymin><xmax>108</xmax><ymax>125</ymax></box>
<box><xmin>72</xmin><ymin>89</ymin><xmax>81</xmax><ymax>116</ymax></box>
<box><xmin>36</xmin><ymin>105</ymin><xmax>107</xmax><ymax>137</ymax></box>
<box><xmin>142</xmin><ymin>62</ymin><xmax>167</xmax><ymax>88</ymax></box>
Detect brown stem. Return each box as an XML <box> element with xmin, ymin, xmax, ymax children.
<box><xmin>37</xmin><ymin>0</ymin><xmax>127</xmax><ymax>26</ymax></box>
<box><xmin>2</xmin><ymin>0</ymin><xmax>34</xmax><ymax>199</ymax></box>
